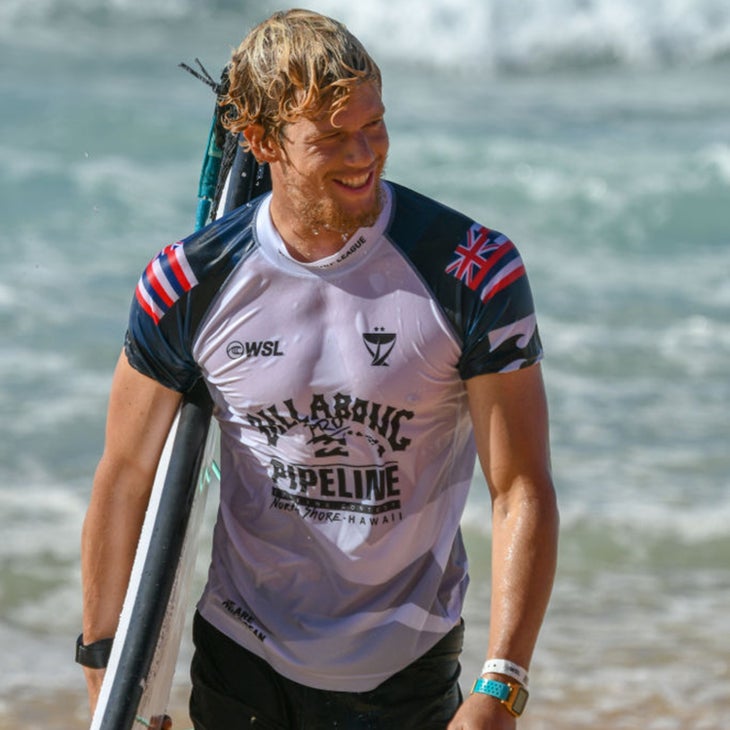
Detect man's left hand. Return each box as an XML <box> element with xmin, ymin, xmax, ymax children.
<box><xmin>447</xmin><ymin>692</ymin><xmax>517</xmax><ymax>730</ymax></box>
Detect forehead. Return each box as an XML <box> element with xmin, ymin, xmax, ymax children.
<box><xmin>306</xmin><ymin>81</ymin><xmax>385</xmax><ymax>130</ymax></box>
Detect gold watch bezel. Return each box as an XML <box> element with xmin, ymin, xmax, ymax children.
<box><xmin>502</xmin><ymin>682</ymin><xmax>530</xmax><ymax>717</ymax></box>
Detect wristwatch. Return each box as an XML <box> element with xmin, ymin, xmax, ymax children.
<box><xmin>471</xmin><ymin>677</ymin><xmax>529</xmax><ymax>717</ymax></box>
<box><xmin>75</xmin><ymin>634</ymin><xmax>113</xmax><ymax>668</ymax></box>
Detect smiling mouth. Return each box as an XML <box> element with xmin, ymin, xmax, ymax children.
<box><xmin>334</xmin><ymin>170</ymin><xmax>374</xmax><ymax>191</ymax></box>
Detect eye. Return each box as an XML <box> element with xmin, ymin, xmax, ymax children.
<box><xmin>313</xmin><ymin>130</ymin><xmax>342</xmax><ymax>144</ymax></box>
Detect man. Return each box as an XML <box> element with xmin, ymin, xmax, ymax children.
<box><xmin>80</xmin><ymin>9</ymin><xmax>558</xmax><ymax>729</ymax></box>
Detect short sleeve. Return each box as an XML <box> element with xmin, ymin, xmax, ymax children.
<box><xmin>124</xmin><ymin>241</ymin><xmax>202</xmax><ymax>392</ymax></box>
<box><xmin>453</xmin><ymin>227</ymin><xmax>543</xmax><ymax>378</ymax></box>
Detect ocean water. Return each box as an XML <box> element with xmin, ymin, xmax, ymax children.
<box><xmin>1</xmin><ymin>0</ymin><xmax>729</xmax><ymax>728</ymax></box>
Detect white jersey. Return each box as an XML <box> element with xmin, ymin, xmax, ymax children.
<box><xmin>126</xmin><ymin>181</ymin><xmax>543</xmax><ymax>691</ymax></box>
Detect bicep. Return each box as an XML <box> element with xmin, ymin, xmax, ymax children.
<box><xmin>98</xmin><ymin>350</ymin><xmax>183</xmax><ymax>494</ymax></box>
<box><xmin>465</xmin><ymin>363</ymin><xmax>552</xmax><ymax>500</ymax></box>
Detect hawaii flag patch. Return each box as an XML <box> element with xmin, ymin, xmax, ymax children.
<box><xmin>135</xmin><ymin>242</ymin><xmax>198</xmax><ymax>324</ymax></box>
<box><xmin>444</xmin><ymin>223</ymin><xmax>526</xmax><ymax>303</ymax></box>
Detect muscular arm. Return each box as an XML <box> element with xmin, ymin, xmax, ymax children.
<box><xmin>80</xmin><ymin>351</ymin><xmax>182</xmax><ymax>711</ymax></box>
<box><xmin>449</xmin><ymin>363</ymin><xmax>559</xmax><ymax>729</ymax></box>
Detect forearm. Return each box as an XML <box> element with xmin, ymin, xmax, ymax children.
<box><xmin>448</xmin><ymin>481</ymin><xmax>557</xmax><ymax>729</ymax></box>
<box><xmin>81</xmin><ymin>456</ymin><xmax>155</xmax><ymax>643</ymax></box>
<box><xmin>80</xmin><ymin>455</ymin><xmax>157</xmax><ymax>713</ymax></box>
<box><xmin>486</xmin><ymin>475</ymin><xmax>559</xmax><ymax>669</ymax></box>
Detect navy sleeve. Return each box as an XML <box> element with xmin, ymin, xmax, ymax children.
<box><xmin>124</xmin><ymin>201</ymin><xmax>261</xmax><ymax>392</ymax></box>
<box><xmin>450</xmin><ymin>224</ymin><xmax>543</xmax><ymax>377</ymax></box>
<box><xmin>124</xmin><ymin>239</ymin><xmax>203</xmax><ymax>392</ymax></box>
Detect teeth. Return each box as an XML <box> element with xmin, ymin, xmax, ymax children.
<box><xmin>339</xmin><ymin>174</ymin><xmax>370</xmax><ymax>188</ymax></box>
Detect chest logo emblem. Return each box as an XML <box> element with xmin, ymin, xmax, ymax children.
<box><xmin>363</xmin><ymin>328</ymin><xmax>396</xmax><ymax>366</ymax></box>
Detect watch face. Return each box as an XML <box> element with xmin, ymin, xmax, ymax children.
<box><xmin>511</xmin><ymin>687</ymin><xmax>529</xmax><ymax>715</ymax></box>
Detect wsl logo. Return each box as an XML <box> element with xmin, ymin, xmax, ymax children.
<box><xmin>227</xmin><ymin>340</ymin><xmax>284</xmax><ymax>359</ymax></box>
<box><xmin>363</xmin><ymin>327</ymin><xmax>396</xmax><ymax>366</ymax></box>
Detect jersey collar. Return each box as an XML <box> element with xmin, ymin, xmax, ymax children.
<box><xmin>256</xmin><ymin>183</ymin><xmax>393</xmax><ymax>275</ymax></box>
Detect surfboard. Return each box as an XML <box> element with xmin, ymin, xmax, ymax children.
<box><xmin>89</xmin><ymin>63</ymin><xmax>271</xmax><ymax>729</ymax></box>
<box><xmin>90</xmin><ymin>381</ymin><xmax>217</xmax><ymax>730</ymax></box>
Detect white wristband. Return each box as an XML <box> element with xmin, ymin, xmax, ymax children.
<box><xmin>481</xmin><ymin>658</ymin><xmax>529</xmax><ymax>687</ymax></box>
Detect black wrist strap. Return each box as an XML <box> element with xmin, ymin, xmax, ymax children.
<box><xmin>75</xmin><ymin>633</ymin><xmax>113</xmax><ymax>668</ymax></box>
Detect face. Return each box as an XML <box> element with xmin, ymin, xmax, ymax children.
<box><xmin>266</xmin><ymin>81</ymin><xmax>389</xmax><ymax>249</ymax></box>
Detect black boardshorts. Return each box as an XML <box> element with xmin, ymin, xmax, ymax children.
<box><xmin>189</xmin><ymin>611</ymin><xmax>464</xmax><ymax>729</ymax></box>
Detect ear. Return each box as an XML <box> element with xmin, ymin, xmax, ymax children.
<box><xmin>243</xmin><ymin>124</ymin><xmax>280</xmax><ymax>164</ymax></box>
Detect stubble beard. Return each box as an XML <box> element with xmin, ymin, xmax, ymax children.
<box><xmin>287</xmin><ymin>170</ymin><xmax>386</xmax><ymax>241</ymax></box>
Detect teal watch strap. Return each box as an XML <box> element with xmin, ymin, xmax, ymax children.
<box><xmin>471</xmin><ymin>677</ymin><xmax>511</xmax><ymax>701</ymax></box>
<box><xmin>471</xmin><ymin>676</ymin><xmax>530</xmax><ymax>717</ymax></box>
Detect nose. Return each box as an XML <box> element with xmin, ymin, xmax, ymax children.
<box><xmin>344</xmin><ymin>131</ymin><xmax>376</xmax><ymax>166</ymax></box>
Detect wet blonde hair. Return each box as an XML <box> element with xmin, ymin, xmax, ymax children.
<box><xmin>221</xmin><ymin>9</ymin><xmax>382</xmax><ymax>148</ymax></box>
